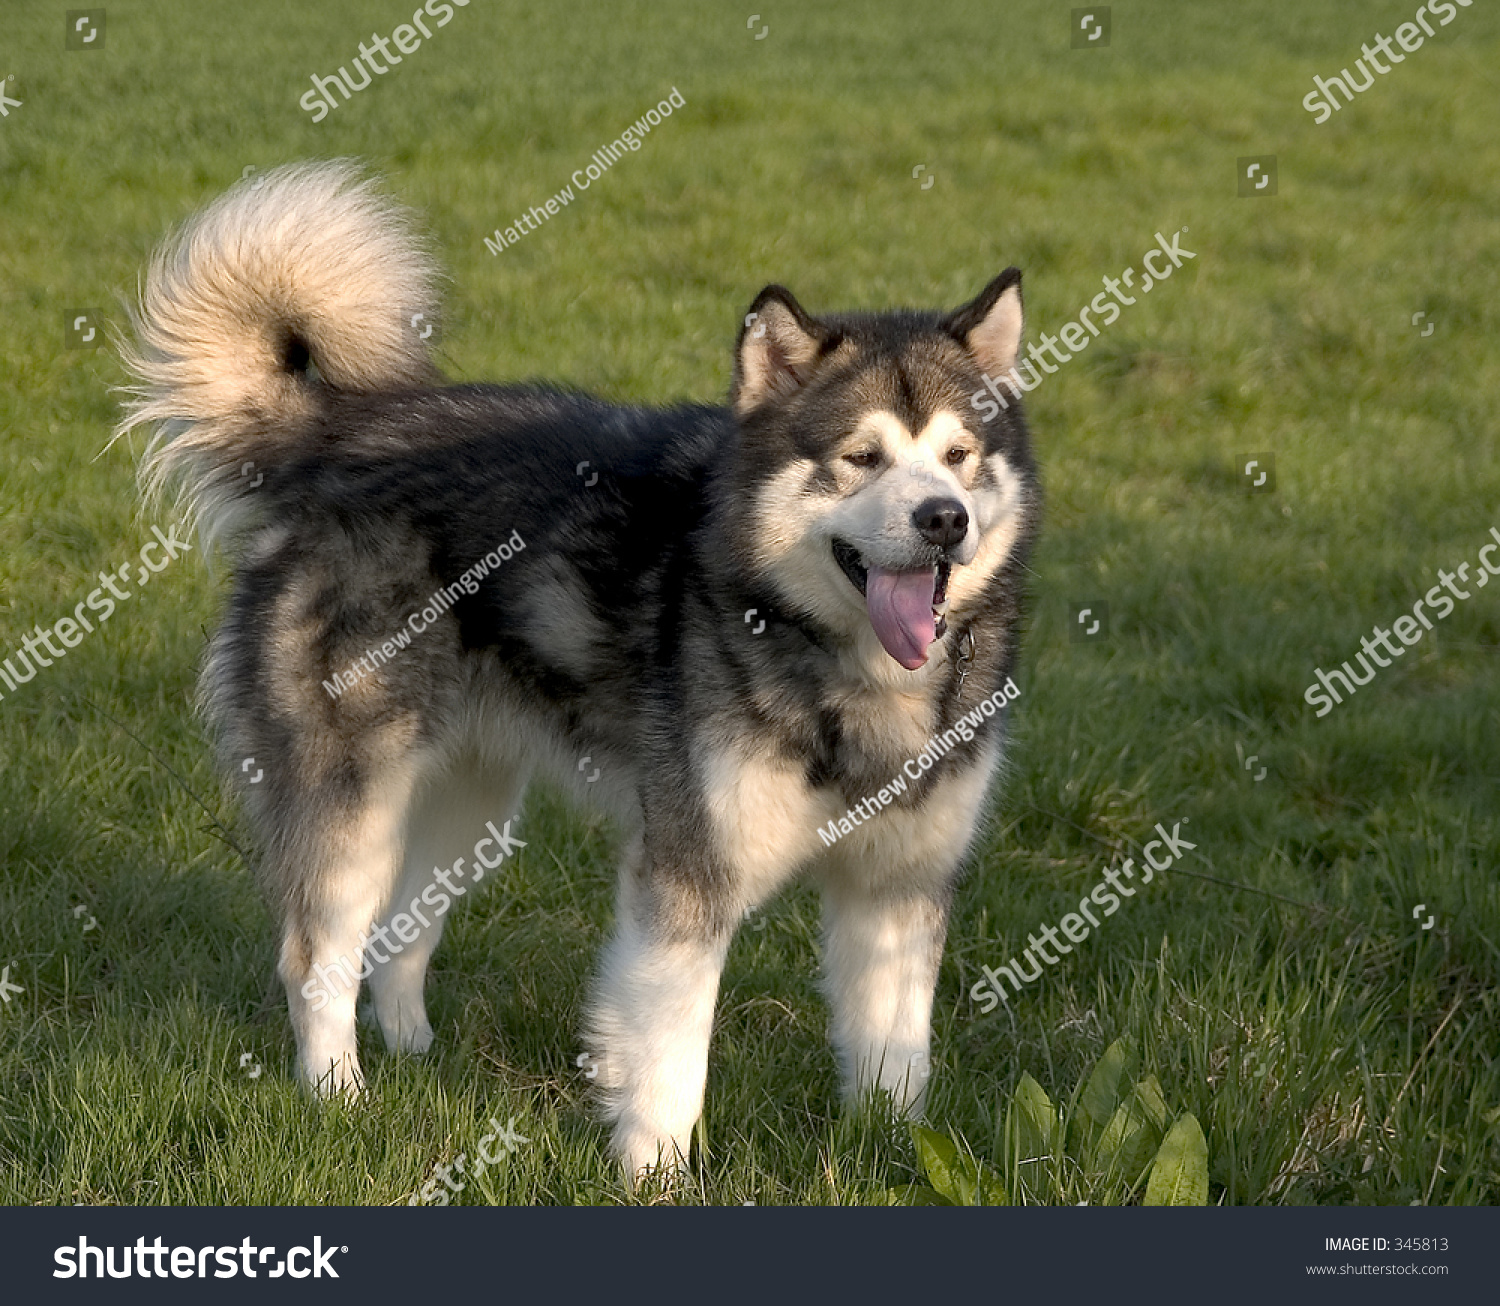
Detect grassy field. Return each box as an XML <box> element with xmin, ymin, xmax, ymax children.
<box><xmin>1</xmin><ymin>0</ymin><xmax>1497</xmax><ymax>1206</ymax></box>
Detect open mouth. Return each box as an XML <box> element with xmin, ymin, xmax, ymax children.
<box><xmin>833</xmin><ymin>539</ymin><xmax>951</xmax><ymax>670</ymax></box>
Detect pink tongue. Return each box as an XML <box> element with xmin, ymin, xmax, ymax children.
<box><xmin>865</xmin><ymin>566</ymin><xmax>937</xmax><ymax>669</ymax></box>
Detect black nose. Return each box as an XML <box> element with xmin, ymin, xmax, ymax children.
<box><xmin>913</xmin><ymin>497</ymin><xmax>969</xmax><ymax>548</ymax></box>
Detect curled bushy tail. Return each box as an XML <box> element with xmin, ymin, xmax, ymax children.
<box><xmin>114</xmin><ymin>160</ymin><xmax>442</xmax><ymax>550</ymax></box>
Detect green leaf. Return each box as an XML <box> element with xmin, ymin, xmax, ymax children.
<box><xmin>1143</xmin><ymin>1112</ymin><xmax>1209</xmax><ymax>1206</ymax></box>
<box><xmin>1133</xmin><ymin>1074</ymin><xmax>1171</xmax><ymax>1132</ymax></box>
<box><xmin>951</xmin><ymin>1154</ymin><xmax>979</xmax><ymax>1206</ymax></box>
<box><xmin>953</xmin><ymin>1152</ymin><xmax>1009</xmax><ymax>1207</ymax></box>
<box><xmin>1007</xmin><ymin>1071</ymin><xmax>1058</xmax><ymax>1161</ymax></box>
<box><xmin>1080</xmin><ymin>1038</ymin><xmax>1137</xmax><ymax>1129</ymax></box>
<box><xmin>1095</xmin><ymin>1097</ymin><xmax>1146</xmax><ymax>1179</ymax></box>
<box><xmin>976</xmin><ymin>1161</ymin><xmax>1008</xmax><ymax>1207</ymax></box>
<box><xmin>911</xmin><ymin>1124</ymin><xmax>962</xmax><ymax>1203</ymax></box>
<box><xmin>1071</xmin><ymin>1037</ymin><xmax>1136</xmax><ymax>1157</ymax></box>
<box><xmin>1098</xmin><ymin>1076</ymin><xmax>1173</xmax><ymax>1190</ymax></box>
<box><xmin>1092</xmin><ymin>1099</ymin><xmax>1131</xmax><ymax>1174</ymax></box>
<box><xmin>1121</xmin><ymin>1085</ymin><xmax>1171</xmax><ymax>1188</ymax></box>
<box><xmin>1095</xmin><ymin>1080</ymin><xmax>1172</xmax><ymax>1193</ymax></box>
<box><xmin>886</xmin><ymin>1183</ymin><xmax>954</xmax><ymax>1206</ymax></box>
<box><xmin>910</xmin><ymin>1125</ymin><xmax>1007</xmax><ymax>1205</ymax></box>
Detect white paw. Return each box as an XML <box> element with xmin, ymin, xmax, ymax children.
<box><xmin>375</xmin><ymin>1004</ymin><xmax>434</xmax><ymax>1054</ymax></box>
<box><xmin>614</xmin><ymin>1119</ymin><xmax>691</xmax><ymax>1186</ymax></box>
<box><xmin>302</xmin><ymin>1053</ymin><xmax>365</xmax><ymax>1100</ymax></box>
<box><xmin>392</xmin><ymin>1021</ymin><xmax>434</xmax><ymax>1055</ymax></box>
<box><xmin>848</xmin><ymin>1049</ymin><xmax>932</xmax><ymax>1117</ymax></box>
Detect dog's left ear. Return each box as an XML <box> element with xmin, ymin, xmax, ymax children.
<box><xmin>945</xmin><ymin>268</ymin><xmax>1024</xmax><ymax>380</ymax></box>
<box><xmin>733</xmin><ymin>285</ymin><xmax>833</xmax><ymax>416</ymax></box>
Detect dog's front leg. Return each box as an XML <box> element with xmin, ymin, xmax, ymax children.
<box><xmin>820</xmin><ymin>879</ymin><xmax>951</xmax><ymax>1117</ymax></box>
<box><xmin>586</xmin><ymin>838</ymin><xmax>733</xmax><ymax>1182</ymax></box>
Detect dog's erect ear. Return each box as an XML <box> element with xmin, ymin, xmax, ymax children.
<box><xmin>732</xmin><ymin>286</ymin><xmax>831</xmax><ymax>416</ymax></box>
<box><xmin>945</xmin><ymin>268</ymin><xmax>1024</xmax><ymax>381</ymax></box>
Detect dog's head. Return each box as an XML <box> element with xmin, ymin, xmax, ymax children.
<box><xmin>727</xmin><ymin>272</ymin><xmax>1037</xmax><ymax>672</ymax></box>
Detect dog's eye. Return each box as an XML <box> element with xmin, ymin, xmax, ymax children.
<box><xmin>945</xmin><ymin>447</ymin><xmax>970</xmax><ymax>467</ymax></box>
<box><xmin>843</xmin><ymin>450</ymin><xmax>881</xmax><ymax>468</ymax></box>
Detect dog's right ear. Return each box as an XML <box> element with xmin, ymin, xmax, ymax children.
<box><xmin>732</xmin><ymin>286</ymin><xmax>831</xmax><ymax>416</ymax></box>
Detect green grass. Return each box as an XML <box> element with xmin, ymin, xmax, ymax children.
<box><xmin>2</xmin><ymin>0</ymin><xmax>1498</xmax><ymax>1205</ymax></box>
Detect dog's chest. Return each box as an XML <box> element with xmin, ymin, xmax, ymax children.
<box><xmin>803</xmin><ymin>670</ymin><xmax>946</xmax><ymax>797</ymax></box>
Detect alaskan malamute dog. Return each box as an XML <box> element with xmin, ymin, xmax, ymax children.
<box><xmin>117</xmin><ymin>161</ymin><xmax>1040</xmax><ymax>1178</ymax></box>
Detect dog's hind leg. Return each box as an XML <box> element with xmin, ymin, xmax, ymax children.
<box><xmin>365</xmin><ymin>761</ymin><xmax>529</xmax><ymax>1056</ymax></box>
<box><xmin>267</xmin><ymin>751</ymin><xmax>426</xmax><ymax>1099</ymax></box>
